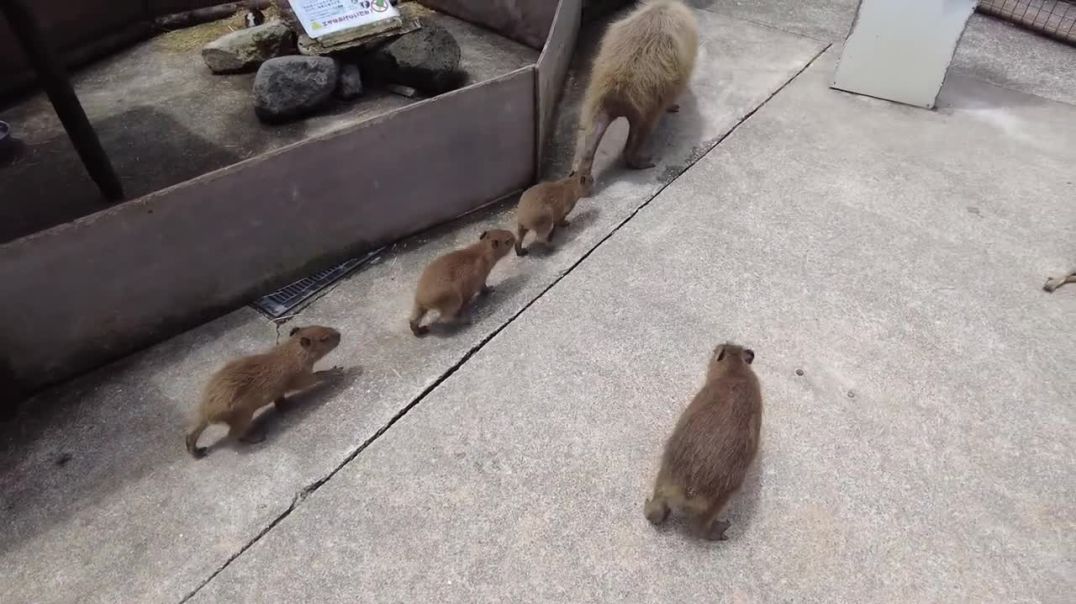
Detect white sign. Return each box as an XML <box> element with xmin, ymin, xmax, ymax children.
<box><xmin>287</xmin><ymin>0</ymin><xmax>400</xmax><ymax>39</ymax></box>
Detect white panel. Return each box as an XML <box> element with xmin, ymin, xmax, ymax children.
<box><xmin>832</xmin><ymin>0</ymin><xmax>977</xmax><ymax>109</ymax></box>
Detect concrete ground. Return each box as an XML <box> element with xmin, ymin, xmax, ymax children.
<box><xmin>2</xmin><ymin>3</ymin><xmax>1074</xmax><ymax>603</ymax></box>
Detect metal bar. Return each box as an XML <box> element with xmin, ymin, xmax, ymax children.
<box><xmin>0</xmin><ymin>0</ymin><xmax>124</xmax><ymax>201</ymax></box>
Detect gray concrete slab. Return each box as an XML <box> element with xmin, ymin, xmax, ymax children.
<box><xmin>689</xmin><ymin>1</ymin><xmax>1076</xmax><ymax>105</ymax></box>
<box><xmin>688</xmin><ymin>0</ymin><xmax>858</xmax><ymax>42</ymax></box>
<box><xmin>954</xmin><ymin>13</ymin><xmax>1076</xmax><ymax>106</ymax></box>
<box><xmin>192</xmin><ymin>49</ymin><xmax>1076</xmax><ymax>603</ymax></box>
<box><xmin>0</xmin><ymin>11</ymin><xmax>826</xmax><ymax>604</ymax></box>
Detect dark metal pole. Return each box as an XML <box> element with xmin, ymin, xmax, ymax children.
<box><xmin>0</xmin><ymin>0</ymin><xmax>124</xmax><ymax>201</ymax></box>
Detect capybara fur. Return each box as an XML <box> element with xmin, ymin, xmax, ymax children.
<box><xmin>185</xmin><ymin>325</ymin><xmax>342</xmax><ymax>458</ymax></box>
<box><xmin>575</xmin><ymin>0</ymin><xmax>698</xmax><ymax>177</ymax></box>
<box><xmin>645</xmin><ymin>342</ymin><xmax>761</xmax><ymax>540</ymax></box>
<box><xmin>515</xmin><ymin>171</ymin><xmax>593</xmax><ymax>256</ymax></box>
<box><xmin>410</xmin><ymin>230</ymin><xmax>516</xmax><ymax>336</ymax></box>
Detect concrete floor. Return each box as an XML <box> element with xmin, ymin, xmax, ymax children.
<box><xmin>0</xmin><ymin>11</ymin><xmax>536</xmax><ymax>244</ymax></box>
<box><xmin>2</xmin><ymin>3</ymin><xmax>1075</xmax><ymax>603</ymax></box>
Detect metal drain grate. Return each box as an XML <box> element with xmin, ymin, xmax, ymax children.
<box><xmin>251</xmin><ymin>248</ymin><xmax>384</xmax><ymax>318</ymax></box>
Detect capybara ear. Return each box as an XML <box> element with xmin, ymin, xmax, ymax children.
<box><xmin>715</xmin><ymin>345</ymin><xmax>726</xmax><ymax>362</ymax></box>
<box><xmin>480</xmin><ymin>231</ymin><xmax>489</xmax><ymax>240</ymax></box>
<box><xmin>290</xmin><ymin>327</ymin><xmax>301</xmax><ymax>337</ymax></box>
<box><xmin>743</xmin><ymin>349</ymin><xmax>755</xmax><ymax>365</ymax></box>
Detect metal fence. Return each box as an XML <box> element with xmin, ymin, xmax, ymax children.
<box><xmin>978</xmin><ymin>0</ymin><xmax>1076</xmax><ymax>44</ymax></box>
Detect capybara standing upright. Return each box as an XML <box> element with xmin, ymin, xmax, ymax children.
<box><xmin>575</xmin><ymin>0</ymin><xmax>698</xmax><ymax>177</ymax></box>
<box><xmin>645</xmin><ymin>342</ymin><xmax>762</xmax><ymax>540</ymax></box>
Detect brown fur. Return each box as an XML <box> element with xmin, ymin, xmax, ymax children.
<box><xmin>409</xmin><ymin>229</ymin><xmax>517</xmax><ymax>336</ymax></box>
<box><xmin>1043</xmin><ymin>271</ymin><xmax>1076</xmax><ymax>292</ymax></box>
<box><xmin>645</xmin><ymin>342</ymin><xmax>761</xmax><ymax>540</ymax></box>
<box><xmin>514</xmin><ymin>171</ymin><xmax>594</xmax><ymax>256</ymax></box>
<box><xmin>575</xmin><ymin>0</ymin><xmax>698</xmax><ymax>177</ymax></box>
<box><xmin>185</xmin><ymin>325</ymin><xmax>342</xmax><ymax>458</ymax></box>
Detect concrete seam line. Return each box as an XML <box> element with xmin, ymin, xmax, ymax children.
<box><xmin>178</xmin><ymin>42</ymin><xmax>832</xmax><ymax>604</ymax></box>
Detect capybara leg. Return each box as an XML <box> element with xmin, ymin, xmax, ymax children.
<box><xmin>701</xmin><ymin>492</ymin><xmax>734</xmax><ymax>541</ymax></box>
<box><xmin>228</xmin><ymin>409</ymin><xmax>263</xmax><ymax>444</ymax></box>
<box><xmin>575</xmin><ymin>109</ymin><xmax>612</xmax><ymax>178</ymax></box>
<box><xmin>515</xmin><ymin>225</ymin><xmax>529</xmax><ymax>256</ymax></box>
<box><xmin>645</xmin><ymin>496</ymin><xmax>671</xmax><ymax>526</ymax></box>
<box><xmin>409</xmin><ymin>303</ymin><xmax>429</xmax><ymax>336</ymax></box>
<box><xmin>436</xmin><ymin>294</ymin><xmax>468</xmax><ymax>325</ymax></box>
<box><xmin>185</xmin><ymin>418</ymin><xmax>209</xmax><ymax>459</ymax></box>
<box><xmin>645</xmin><ymin>478</ymin><xmax>681</xmax><ymax>526</ymax></box>
<box><xmin>625</xmin><ymin>111</ymin><xmax>658</xmax><ymax>170</ymax></box>
<box><xmin>1043</xmin><ymin>272</ymin><xmax>1076</xmax><ymax>292</ymax></box>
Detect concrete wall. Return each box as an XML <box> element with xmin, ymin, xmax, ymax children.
<box><xmin>0</xmin><ymin>0</ymin><xmax>581</xmax><ymax>391</ymax></box>
<box><xmin>535</xmin><ymin>0</ymin><xmax>582</xmax><ymax>172</ymax></box>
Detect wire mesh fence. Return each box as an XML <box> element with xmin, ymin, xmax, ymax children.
<box><xmin>978</xmin><ymin>0</ymin><xmax>1076</xmax><ymax>45</ymax></box>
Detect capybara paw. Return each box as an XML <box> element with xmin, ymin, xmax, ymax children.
<box><xmin>644</xmin><ymin>499</ymin><xmax>670</xmax><ymax>526</ymax></box>
<box><xmin>704</xmin><ymin>519</ymin><xmax>731</xmax><ymax>541</ymax></box>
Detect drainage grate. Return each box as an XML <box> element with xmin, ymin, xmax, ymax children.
<box><xmin>251</xmin><ymin>248</ymin><xmax>385</xmax><ymax>318</ymax></box>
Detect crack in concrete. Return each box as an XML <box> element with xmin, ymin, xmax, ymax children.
<box><xmin>179</xmin><ymin>43</ymin><xmax>831</xmax><ymax>603</ymax></box>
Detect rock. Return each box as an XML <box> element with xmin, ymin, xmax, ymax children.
<box><xmin>363</xmin><ymin>18</ymin><xmax>466</xmax><ymax>94</ymax></box>
<box><xmin>336</xmin><ymin>64</ymin><xmax>364</xmax><ymax>100</ymax></box>
<box><xmin>253</xmin><ymin>56</ymin><xmax>339</xmax><ymax>123</ymax></box>
<box><xmin>201</xmin><ymin>21</ymin><xmax>295</xmax><ymax>74</ymax></box>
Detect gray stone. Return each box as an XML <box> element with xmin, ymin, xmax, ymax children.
<box><xmin>201</xmin><ymin>21</ymin><xmax>296</xmax><ymax>74</ymax></box>
<box><xmin>364</xmin><ymin>18</ymin><xmax>466</xmax><ymax>94</ymax></box>
<box><xmin>335</xmin><ymin>63</ymin><xmax>364</xmax><ymax>100</ymax></box>
<box><xmin>253</xmin><ymin>56</ymin><xmax>339</xmax><ymax>123</ymax></box>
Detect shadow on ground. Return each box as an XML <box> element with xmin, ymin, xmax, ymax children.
<box><xmin>0</xmin><ymin>105</ymin><xmax>239</xmax><ymax>244</ymax></box>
